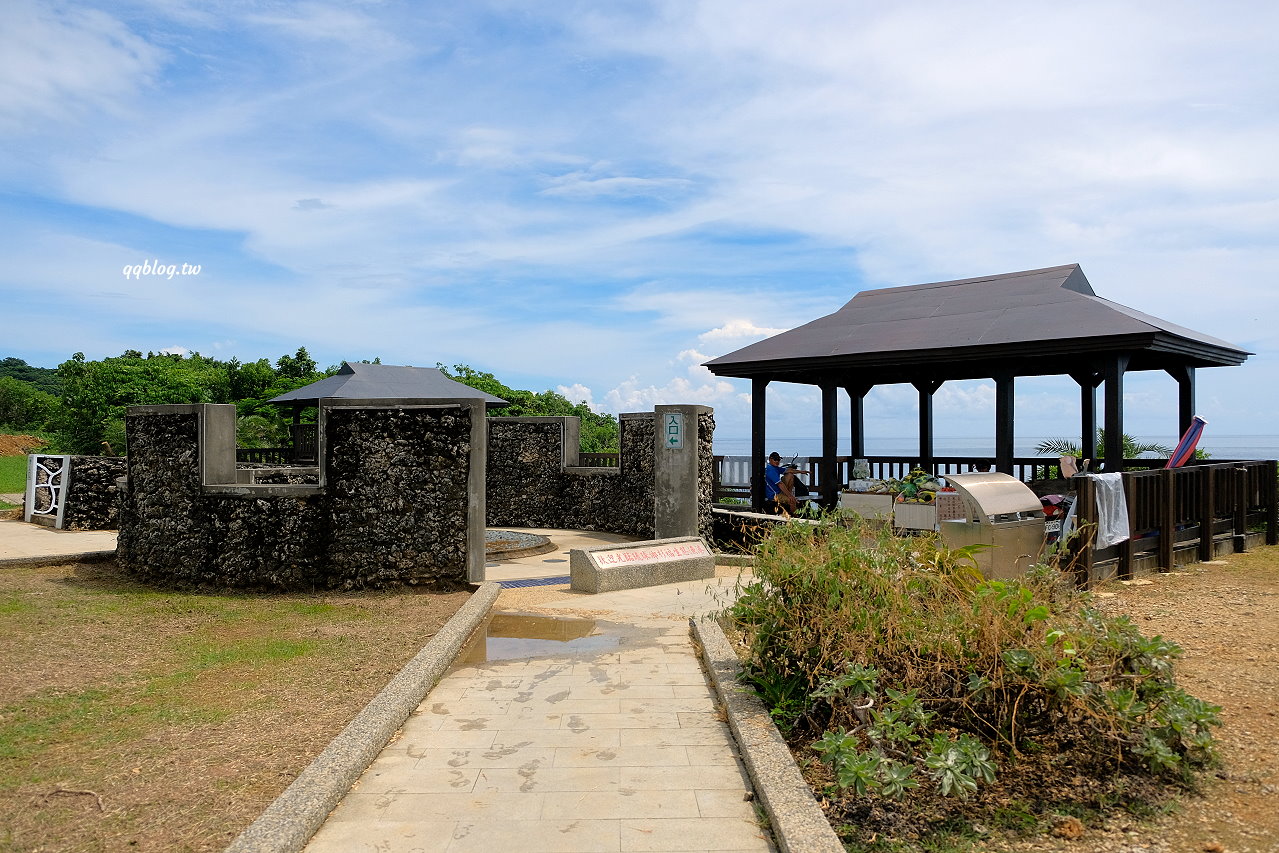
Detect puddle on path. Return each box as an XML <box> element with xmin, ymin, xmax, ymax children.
<box><xmin>455</xmin><ymin>611</ymin><xmax>621</xmax><ymax>664</ymax></box>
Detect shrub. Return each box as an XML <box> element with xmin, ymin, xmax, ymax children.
<box><xmin>726</xmin><ymin>517</ymin><xmax>1220</xmax><ymax>843</ymax></box>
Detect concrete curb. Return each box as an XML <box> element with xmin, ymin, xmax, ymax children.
<box><xmin>691</xmin><ymin>618</ymin><xmax>844</xmax><ymax>853</ymax></box>
<box><xmin>224</xmin><ymin>581</ymin><xmax>501</xmax><ymax>853</ymax></box>
<box><xmin>715</xmin><ymin>552</ymin><xmax>755</xmax><ymax>567</ymax></box>
<box><xmin>0</xmin><ymin>550</ymin><xmax>116</xmax><ymax>569</ymax></box>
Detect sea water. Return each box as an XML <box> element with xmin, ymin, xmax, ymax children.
<box><xmin>712</xmin><ymin>435</ymin><xmax>1279</xmax><ymax>462</ymax></box>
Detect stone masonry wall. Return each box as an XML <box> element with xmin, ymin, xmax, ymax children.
<box><xmin>485</xmin><ymin>415</ymin><xmax>656</xmax><ymax>538</ymax></box>
<box><xmin>487</xmin><ymin>411</ymin><xmax>714</xmax><ymax>540</ymax></box>
<box><xmin>324</xmin><ymin>407</ymin><xmax>471</xmax><ymax>588</ymax></box>
<box><xmin>62</xmin><ymin>456</ymin><xmax>128</xmax><ymax>530</ymax></box>
<box><xmin>116</xmin><ymin>405</ymin><xmax>473</xmax><ymax>590</ymax></box>
<box><xmin>696</xmin><ymin>411</ymin><xmax>715</xmax><ymax>540</ymax></box>
<box><xmin>483</xmin><ymin>420</ymin><xmax>565</xmax><ymax>530</ymax></box>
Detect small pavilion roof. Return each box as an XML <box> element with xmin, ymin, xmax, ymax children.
<box><xmin>705</xmin><ymin>264</ymin><xmax>1250</xmax><ymax>384</ymax></box>
<box><xmin>269</xmin><ymin>362</ymin><xmax>509</xmax><ymax>408</ymax></box>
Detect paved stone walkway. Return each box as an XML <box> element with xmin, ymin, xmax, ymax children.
<box><xmin>304</xmin><ymin>580</ymin><xmax>773</xmax><ymax>853</ymax></box>
<box><xmin>0</xmin><ymin>518</ymin><xmax>118</xmax><ymax>562</ymax></box>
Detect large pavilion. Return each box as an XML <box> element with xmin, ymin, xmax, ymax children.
<box><xmin>703</xmin><ymin>264</ymin><xmax>1251</xmax><ymax>509</ymax></box>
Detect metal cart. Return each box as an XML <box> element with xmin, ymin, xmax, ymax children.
<box><xmin>939</xmin><ymin>472</ymin><xmax>1047</xmax><ymax>579</ymax></box>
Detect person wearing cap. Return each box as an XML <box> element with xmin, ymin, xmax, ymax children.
<box><xmin>764</xmin><ymin>452</ymin><xmax>785</xmax><ymax>513</ymax></box>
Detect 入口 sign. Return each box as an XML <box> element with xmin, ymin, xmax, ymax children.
<box><xmin>664</xmin><ymin>412</ymin><xmax>683</xmax><ymax>449</ymax></box>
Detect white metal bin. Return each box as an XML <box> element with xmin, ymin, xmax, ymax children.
<box><xmin>938</xmin><ymin>472</ymin><xmax>1047</xmax><ymax>579</ymax></box>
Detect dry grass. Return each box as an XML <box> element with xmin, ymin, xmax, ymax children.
<box><xmin>0</xmin><ymin>561</ymin><xmax>469</xmax><ymax>853</ymax></box>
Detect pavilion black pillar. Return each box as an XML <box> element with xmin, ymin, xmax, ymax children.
<box><xmin>994</xmin><ymin>373</ymin><xmax>1015</xmax><ymax>475</ymax></box>
<box><xmin>1103</xmin><ymin>355</ymin><xmax>1130</xmax><ymax>473</ymax></box>
<box><xmin>750</xmin><ymin>377</ymin><xmax>769</xmax><ymax>511</ymax></box>
<box><xmin>1167</xmin><ymin>365</ymin><xmax>1196</xmax><ymax>435</ymax></box>
<box><xmin>844</xmin><ymin>383</ymin><xmax>871</xmax><ymax>459</ymax></box>
<box><xmin>820</xmin><ymin>382</ymin><xmax>839</xmax><ymax>507</ymax></box>
<box><xmin>912</xmin><ymin>379</ymin><xmax>941</xmax><ymax>474</ymax></box>
<box><xmin>1071</xmin><ymin>371</ymin><xmax>1102</xmax><ymax>463</ymax></box>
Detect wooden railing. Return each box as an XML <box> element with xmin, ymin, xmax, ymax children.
<box><xmin>578</xmin><ymin>452</ymin><xmax>620</xmax><ymax>467</ymax></box>
<box><xmin>713</xmin><ymin>454</ymin><xmax>1176</xmax><ymax>503</ymax></box>
<box><xmin>1070</xmin><ymin>460</ymin><xmax>1278</xmax><ymax>582</ymax></box>
<box><xmin>236</xmin><ymin>447</ymin><xmax>293</xmax><ymax>464</ymax></box>
<box><xmin>711</xmin><ymin>455</ymin><xmax>1278</xmax><ymax>582</ymax></box>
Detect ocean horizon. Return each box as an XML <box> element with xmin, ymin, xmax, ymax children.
<box><xmin>712</xmin><ymin>434</ymin><xmax>1279</xmax><ymax>461</ymax></box>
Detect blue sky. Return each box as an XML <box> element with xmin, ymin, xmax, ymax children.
<box><xmin>2</xmin><ymin>0</ymin><xmax>1278</xmax><ymax>448</ymax></box>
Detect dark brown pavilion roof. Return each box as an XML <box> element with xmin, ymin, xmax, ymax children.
<box><xmin>269</xmin><ymin>362</ymin><xmax>509</xmax><ymax>408</ymax></box>
<box><xmin>704</xmin><ymin>264</ymin><xmax>1249</xmax><ymax>384</ymax></box>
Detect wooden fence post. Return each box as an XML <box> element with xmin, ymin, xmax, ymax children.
<box><xmin>1268</xmin><ymin>460</ymin><xmax>1278</xmax><ymax>547</ymax></box>
<box><xmin>1119</xmin><ymin>472</ymin><xmax>1136</xmax><ymax>580</ymax></box>
<box><xmin>1234</xmin><ymin>466</ymin><xmax>1248</xmax><ymax>552</ymax></box>
<box><xmin>1159</xmin><ymin>469</ymin><xmax>1176</xmax><ymax>571</ymax></box>
<box><xmin>1199</xmin><ymin>465</ymin><xmax>1215</xmax><ymax>563</ymax></box>
<box><xmin>1073</xmin><ymin>475</ymin><xmax>1096</xmax><ymax>586</ymax></box>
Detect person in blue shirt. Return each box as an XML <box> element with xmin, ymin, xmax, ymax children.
<box><xmin>764</xmin><ymin>452</ymin><xmax>784</xmax><ymax>513</ymax></box>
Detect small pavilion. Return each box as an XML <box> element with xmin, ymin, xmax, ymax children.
<box><xmin>269</xmin><ymin>362</ymin><xmax>509</xmax><ymax>460</ymax></box>
<box><xmin>703</xmin><ymin>265</ymin><xmax>1251</xmax><ymax>509</ymax></box>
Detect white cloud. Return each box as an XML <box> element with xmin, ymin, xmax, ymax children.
<box><xmin>698</xmin><ymin>320</ymin><xmax>787</xmax><ymax>344</ymax></box>
<box><xmin>556</xmin><ymin>383</ymin><xmax>597</xmax><ymax>411</ymax></box>
<box><xmin>598</xmin><ymin>349</ymin><xmax>743</xmax><ymax>413</ymax></box>
<box><xmin>245</xmin><ymin>2</ymin><xmax>410</xmax><ymax>57</ymax></box>
<box><xmin>0</xmin><ymin>0</ymin><xmax>164</xmax><ymax>131</ymax></box>
<box><xmin>4</xmin><ymin>0</ymin><xmax>1278</xmax><ymax>446</ymax></box>
<box><xmin>541</xmin><ymin>172</ymin><xmax>693</xmax><ymax>199</ymax></box>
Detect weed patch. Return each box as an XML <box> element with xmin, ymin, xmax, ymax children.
<box><xmin>725</xmin><ymin>518</ymin><xmax>1220</xmax><ymax>848</ymax></box>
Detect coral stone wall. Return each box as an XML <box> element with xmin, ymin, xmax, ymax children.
<box><xmin>324</xmin><ymin>406</ymin><xmax>471</xmax><ymax>588</ymax></box>
<box><xmin>61</xmin><ymin>456</ymin><xmax>128</xmax><ymax>530</ymax></box>
<box><xmin>116</xmin><ymin>413</ymin><xmax>216</xmax><ymax>581</ymax></box>
<box><xmin>483</xmin><ymin>420</ymin><xmax>565</xmax><ymax>529</ymax></box>
<box><xmin>485</xmin><ymin>415</ymin><xmax>656</xmax><ymax>538</ymax></box>
<box><xmin>116</xmin><ymin>405</ymin><xmax>474</xmax><ymax>590</ymax></box>
<box><xmin>486</xmin><ymin>411</ymin><xmax>714</xmax><ymax>541</ymax></box>
<box><xmin>696</xmin><ymin>412</ymin><xmax>715</xmax><ymax>540</ymax></box>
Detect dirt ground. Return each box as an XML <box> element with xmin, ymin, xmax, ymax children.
<box><xmin>0</xmin><ymin>436</ymin><xmax>44</xmax><ymax>457</ymax></box>
<box><xmin>0</xmin><ymin>561</ymin><xmax>469</xmax><ymax>853</ymax></box>
<box><xmin>987</xmin><ymin>548</ymin><xmax>1279</xmax><ymax>853</ymax></box>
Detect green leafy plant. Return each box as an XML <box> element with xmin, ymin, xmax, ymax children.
<box><xmin>726</xmin><ymin>516</ymin><xmax>1222</xmax><ymax>847</ymax></box>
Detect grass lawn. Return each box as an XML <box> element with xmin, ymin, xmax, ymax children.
<box><xmin>0</xmin><ymin>455</ymin><xmax>26</xmax><ymax>506</ymax></box>
<box><xmin>0</xmin><ymin>562</ymin><xmax>471</xmax><ymax>853</ymax></box>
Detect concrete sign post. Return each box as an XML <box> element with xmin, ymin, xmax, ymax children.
<box><xmin>653</xmin><ymin>404</ymin><xmax>711</xmax><ymax>539</ymax></box>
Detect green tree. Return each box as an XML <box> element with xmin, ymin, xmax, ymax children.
<box><xmin>54</xmin><ymin>352</ymin><xmax>216</xmax><ymax>453</ymax></box>
<box><xmin>275</xmin><ymin>347</ymin><xmax>318</xmax><ymax>380</ymax></box>
<box><xmin>0</xmin><ymin>376</ymin><xmax>58</xmax><ymax>431</ymax></box>
<box><xmin>0</xmin><ymin>357</ymin><xmax>59</xmax><ymax>395</ymax></box>
<box><xmin>440</xmin><ymin>364</ymin><xmax>619</xmax><ymax>452</ymax></box>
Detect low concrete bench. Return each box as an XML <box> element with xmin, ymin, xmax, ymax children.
<box><xmin>569</xmin><ymin>536</ymin><xmax>715</xmax><ymax>593</ymax></box>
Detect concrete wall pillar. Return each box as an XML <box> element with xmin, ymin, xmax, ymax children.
<box><xmin>654</xmin><ymin>404</ymin><xmax>713</xmax><ymax>539</ymax></box>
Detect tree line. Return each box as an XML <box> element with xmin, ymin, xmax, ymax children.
<box><xmin>0</xmin><ymin>350</ymin><xmax>618</xmax><ymax>454</ymax></box>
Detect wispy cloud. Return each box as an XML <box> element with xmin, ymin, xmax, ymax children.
<box><xmin>1</xmin><ymin>0</ymin><xmax>1275</xmax><ymax>445</ymax></box>
<box><xmin>0</xmin><ymin>1</ymin><xmax>165</xmax><ymax>130</ymax></box>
